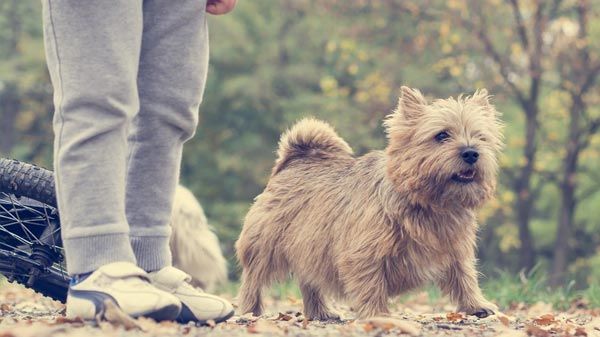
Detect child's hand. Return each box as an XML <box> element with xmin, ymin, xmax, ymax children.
<box><xmin>206</xmin><ymin>0</ymin><xmax>237</xmax><ymax>15</ymax></box>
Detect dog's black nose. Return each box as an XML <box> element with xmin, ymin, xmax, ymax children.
<box><xmin>461</xmin><ymin>148</ymin><xmax>479</xmax><ymax>165</ymax></box>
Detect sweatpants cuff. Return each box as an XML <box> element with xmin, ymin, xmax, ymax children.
<box><xmin>130</xmin><ymin>236</ymin><xmax>172</xmax><ymax>272</ymax></box>
<box><xmin>63</xmin><ymin>233</ymin><xmax>136</xmax><ymax>275</ymax></box>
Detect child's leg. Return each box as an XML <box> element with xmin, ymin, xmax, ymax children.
<box><xmin>125</xmin><ymin>0</ymin><xmax>209</xmax><ymax>271</ymax></box>
<box><xmin>42</xmin><ymin>0</ymin><xmax>143</xmax><ymax>275</ymax></box>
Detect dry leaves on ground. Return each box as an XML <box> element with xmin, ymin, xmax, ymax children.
<box><xmin>360</xmin><ymin>316</ymin><xmax>421</xmax><ymax>335</ymax></box>
<box><xmin>2</xmin><ymin>282</ymin><xmax>600</xmax><ymax>337</ymax></box>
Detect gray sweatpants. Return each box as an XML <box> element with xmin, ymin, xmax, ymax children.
<box><xmin>42</xmin><ymin>0</ymin><xmax>209</xmax><ymax>275</ymax></box>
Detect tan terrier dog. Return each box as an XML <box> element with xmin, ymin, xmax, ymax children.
<box><xmin>170</xmin><ymin>185</ymin><xmax>228</xmax><ymax>292</ymax></box>
<box><xmin>236</xmin><ymin>87</ymin><xmax>503</xmax><ymax>320</ymax></box>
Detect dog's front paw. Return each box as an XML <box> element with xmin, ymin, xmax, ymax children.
<box><xmin>312</xmin><ymin>311</ymin><xmax>342</xmax><ymax>322</ymax></box>
<box><xmin>469</xmin><ymin>307</ymin><xmax>495</xmax><ymax>318</ymax></box>
<box><xmin>306</xmin><ymin>308</ymin><xmax>342</xmax><ymax>322</ymax></box>
<box><xmin>460</xmin><ymin>301</ymin><xmax>498</xmax><ymax>318</ymax></box>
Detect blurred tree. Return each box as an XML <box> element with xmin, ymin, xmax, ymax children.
<box><xmin>458</xmin><ymin>0</ymin><xmax>550</xmax><ymax>272</ymax></box>
<box><xmin>548</xmin><ymin>0</ymin><xmax>600</xmax><ymax>286</ymax></box>
<box><xmin>437</xmin><ymin>0</ymin><xmax>600</xmax><ymax>279</ymax></box>
<box><xmin>0</xmin><ymin>0</ymin><xmax>53</xmax><ymax>163</ymax></box>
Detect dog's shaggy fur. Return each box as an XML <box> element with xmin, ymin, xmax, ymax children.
<box><xmin>170</xmin><ymin>185</ymin><xmax>228</xmax><ymax>291</ymax></box>
<box><xmin>235</xmin><ymin>87</ymin><xmax>503</xmax><ymax>320</ymax></box>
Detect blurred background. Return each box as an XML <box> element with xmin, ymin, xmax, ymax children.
<box><xmin>0</xmin><ymin>0</ymin><xmax>599</xmax><ymax>295</ymax></box>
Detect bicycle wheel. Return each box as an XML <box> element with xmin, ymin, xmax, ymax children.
<box><xmin>0</xmin><ymin>158</ymin><xmax>68</xmax><ymax>302</ymax></box>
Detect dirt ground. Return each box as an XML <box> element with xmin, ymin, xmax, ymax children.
<box><xmin>0</xmin><ymin>282</ymin><xmax>599</xmax><ymax>337</ymax></box>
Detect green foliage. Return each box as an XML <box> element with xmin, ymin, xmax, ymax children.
<box><xmin>482</xmin><ymin>266</ymin><xmax>574</xmax><ymax>310</ymax></box>
<box><xmin>584</xmin><ymin>283</ymin><xmax>600</xmax><ymax>308</ymax></box>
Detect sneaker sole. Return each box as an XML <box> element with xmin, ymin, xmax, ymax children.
<box><xmin>215</xmin><ymin>309</ymin><xmax>235</xmax><ymax>324</ymax></box>
<box><xmin>176</xmin><ymin>307</ymin><xmax>235</xmax><ymax>325</ymax></box>
<box><xmin>68</xmin><ymin>290</ymin><xmax>180</xmax><ymax>322</ymax></box>
<box><xmin>132</xmin><ymin>304</ymin><xmax>181</xmax><ymax>322</ymax></box>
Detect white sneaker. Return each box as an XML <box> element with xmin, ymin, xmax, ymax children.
<box><xmin>147</xmin><ymin>266</ymin><xmax>234</xmax><ymax>324</ymax></box>
<box><xmin>66</xmin><ymin>262</ymin><xmax>181</xmax><ymax>321</ymax></box>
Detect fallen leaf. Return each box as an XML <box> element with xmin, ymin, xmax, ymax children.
<box><xmin>446</xmin><ymin>312</ymin><xmax>465</xmax><ymax>322</ymax></box>
<box><xmin>526</xmin><ymin>324</ymin><xmax>550</xmax><ymax>337</ymax></box>
<box><xmin>498</xmin><ymin>315</ymin><xmax>510</xmax><ymax>327</ymax></box>
<box><xmin>53</xmin><ymin>316</ymin><xmax>84</xmax><ymax>325</ymax></box>
<box><xmin>574</xmin><ymin>327</ymin><xmax>587</xmax><ymax>336</ymax></box>
<box><xmin>99</xmin><ymin>300</ymin><xmax>141</xmax><ymax>330</ymax></box>
<box><xmin>533</xmin><ymin>314</ymin><xmax>556</xmax><ymax>326</ymax></box>
<box><xmin>359</xmin><ymin>317</ymin><xmax>421</xmax><ymax>336</ymax></box>
<box><xmin>247</xmin><ymin>320</ymin><xmax>282</xmax><ymax>334</ymax></box>
<box><xmin>275</xmin><ymin>312</ymin><xmax>293</xmax><ymax>321</ymax></box>
<box><xmin>302</xmin><ymin>318</ymin><xmax>309</xmax><ymax>329</ymax></box>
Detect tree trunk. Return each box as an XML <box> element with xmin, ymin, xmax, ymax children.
<box><xmin>515</xmin><ymin>102</ymin><xmax>538</xmax><ymax>271</ymax></box>
<box><xmin>550</xmin><ymin>95</ymin><xmax>582</xmax><ymax>287</ymax></box>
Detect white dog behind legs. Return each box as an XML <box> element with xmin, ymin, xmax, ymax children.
<box><xmin>169</xmin><ymin>185</ymin><xmax>228</xmax><ymax>292</ymax></box>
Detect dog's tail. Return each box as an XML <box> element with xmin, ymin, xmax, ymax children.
<box><xmin>272</xmin><ymin>118</ymin><xmax>353</xmax><ymax>175</ymax></box>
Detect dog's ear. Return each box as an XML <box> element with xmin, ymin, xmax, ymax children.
<box><xmin>471</xmin><ymin>89</ymin><xmax>498</xmax><ymax>118</ymax></box>
<box><xmin>472</xmin><ymin>88</ymin><xmax>491</xmax><ymax>106</ymax></box>
<box><xmin>397</xmin><ymin>86</ymin><xmax>427</xmax><ymax>120</ymax></box>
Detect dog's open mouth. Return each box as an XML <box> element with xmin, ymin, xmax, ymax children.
<box><xmin>452</xmin><ymin>169</ymin><xmax>476</xmax><ymax>183</ymax></box>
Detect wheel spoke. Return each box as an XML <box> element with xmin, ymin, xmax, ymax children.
<box><xmin>0</xmin><ymin>191</ymin><xmax>66</xmax><ymax>272</ymax></box>
<box><xmin>0</xmin><ymin>225</ymin><xmax>32</xmax><ymax>246</ymax></box>
<box><xmin>1</xmin><ymin>193</ymin><xmax>60</xmax><ymax>248</ymax></box>
<box><xmin>0</xmin><ymin>241</ymin><xmax>31</xmax><ymax>255</ymax></box>
<box><xmin>0</xmin><ymin>214</ymin><xmax>55</xmax><ymax>225</ymax></box>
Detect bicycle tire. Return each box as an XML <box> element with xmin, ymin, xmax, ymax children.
<box><xmin>0</xmin><ymin>158</ymin><xmax>57</xmax><ymax>208</ymax></box>
<box><xmin>0</xmin><ymin>158</ymin><xmax>68</xmax><ymax>302</ymax></box>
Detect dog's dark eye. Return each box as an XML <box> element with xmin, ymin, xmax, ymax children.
<box><xmin>435</xmin><ymin>131</ymin><xmax>450</xmax><ymax>142</ymax></box>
